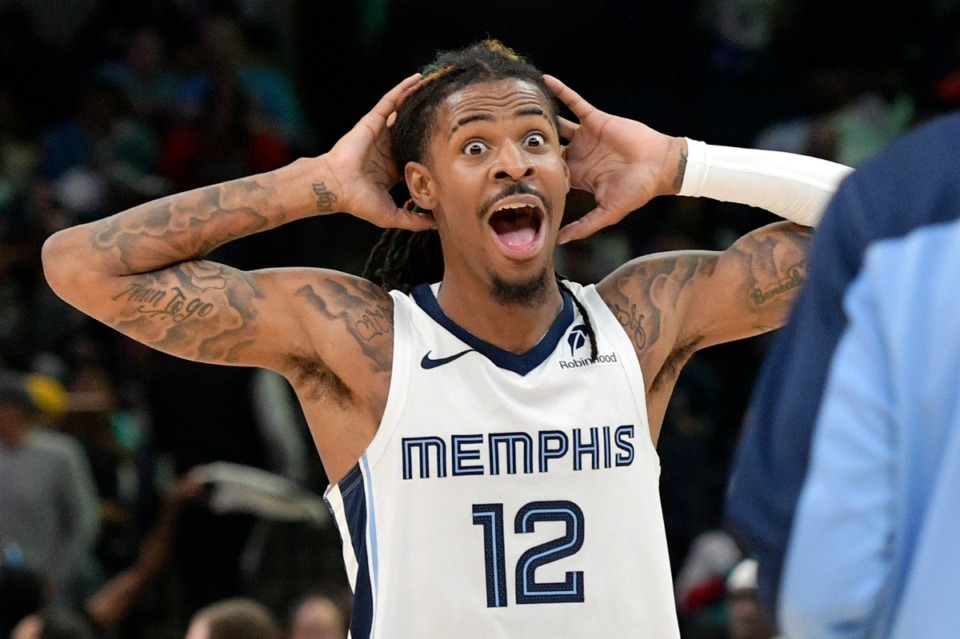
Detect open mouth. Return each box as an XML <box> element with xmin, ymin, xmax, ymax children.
<box><xmin>487</xmin><ymin>197</ymin><xmax>545</xmax><ymax>256</ymax></box>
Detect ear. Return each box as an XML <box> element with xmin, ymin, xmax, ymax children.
<box><xmin>405</xmin><ymin>161</ymin><xmax>438</xmax><ymax>211</ymax></box>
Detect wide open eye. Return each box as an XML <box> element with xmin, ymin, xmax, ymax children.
<box><xmin>463</xmin><ymin>140</ymin><xmax>490</xmax><ymax>156</ymax></box>
<box><xmin>523</xmin><ymin>132</ymin><xmax>547</xmax><ymax>148</ymax></box>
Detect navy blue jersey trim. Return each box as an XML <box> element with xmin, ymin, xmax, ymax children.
<box><xmin>411</xmin><ymin>284</ymin><xmax>574</xmax><ymax>376</ymax></box>
<box><xmin>337</xmin><ymin>465</ymin><xmax>375</xmax><ymax>639</ymax></box>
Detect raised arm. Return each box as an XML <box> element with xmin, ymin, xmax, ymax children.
<box><xmin>41</xmin><ymin>75</ymin><xmax>434</xmax><ymax>376</ymax></box>
<box><xmin>545</xmin><ymin>76</ymin><xmax>852</xmax><ymax>437</ymax></box>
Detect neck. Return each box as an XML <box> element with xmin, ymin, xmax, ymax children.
<box><xmin>436</xmin><ymin>271</ymin><xmax>564</xmax><ymax>354</ymax></box>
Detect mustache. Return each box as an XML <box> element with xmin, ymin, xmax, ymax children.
<box><xmin>478</xmin><ymin>183</ymin><xmax>551</xmax><ymax>220</ymax></box>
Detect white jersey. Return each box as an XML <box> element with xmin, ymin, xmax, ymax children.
<box><xmin>325</xmin><ymin>282</ymin><xmax>679</xmax><ymax>638</ymax></box>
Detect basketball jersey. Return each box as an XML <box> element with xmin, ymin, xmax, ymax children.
<box><xmin>325</xmin><ymin>282</ymin><xmax>680</xmax><ymax>638</ymax></box>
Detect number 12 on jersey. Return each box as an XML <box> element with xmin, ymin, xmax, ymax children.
<box><xmin>472</xmin><ymin>500</ymin><xmax>585</xmax><ymax>607</ymax></box>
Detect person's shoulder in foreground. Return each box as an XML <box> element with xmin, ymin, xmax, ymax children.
<box><xmin>780</xmin><ymin>197</ymin><xmax>960</xmax><ymax>638</ymax></box>
<box><xmin>724</xmin><ymin>109</ymin><xmax>960</xmax><ymax>628</ymax></box>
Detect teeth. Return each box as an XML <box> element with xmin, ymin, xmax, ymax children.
<box><xmin>494</xmin><ymin>203</ymin><xmax>540</xmax><ymax>215</ymax></box>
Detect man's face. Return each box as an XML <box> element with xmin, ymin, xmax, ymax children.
<box><xmin>410</xmin><ymin>78</ymin><xmax>570</xmax><ymax>305</ymax></box>
<box><xmin>289</xmin><ymin>598</ymin><xmax>346</xmax><ymax>639</ymax></box>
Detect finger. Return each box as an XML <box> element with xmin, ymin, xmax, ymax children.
<box><xmin>369</xmin><ymin>73</ymin><xmax>423</xmax><ymax>121</ymax></box>
<box><xmin>558</xmin><ymin>116</ymin><xmax>579</xmax><ymax>141</ymax></box>
<box><xmin>396</xmin><ymin>73</ymin><xmax>425</xmax><ymax>110</ymax></box>
<box><xmin>556</xmin><ymin>207</ymin><xmax>618</xmax><ymax>244</ymax></box>
<box><xmin>543</xmin><ymin>74</ymin><xmax>597</xmax><ymax>122</ymax></box>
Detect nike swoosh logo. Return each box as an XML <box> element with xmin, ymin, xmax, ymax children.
<box><xmin>420</xmin><ymin>349</ymin><xmax>476</xmax><ymax>369</ymax></box>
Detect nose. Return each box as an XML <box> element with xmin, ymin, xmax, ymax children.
<box><xmin>492</xmin><ymin>141</ymin><xmax>534</xmax><ymax>181</ymax></box>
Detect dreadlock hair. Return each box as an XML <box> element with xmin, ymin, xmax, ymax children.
<box><xmin>361</xmin><ymin>40</ymin><xmax>561</xmax><ymax>293</ymax></box>
<box><xmin>363</xmin><ymin>224</ymin><xmax>444</xmax><ymax>294</ymax></box>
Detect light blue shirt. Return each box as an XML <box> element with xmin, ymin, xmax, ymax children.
<box><xmin>780</xmin><ymin>218</ymin><xmax>960</xmax><ymax>638</ymax></box>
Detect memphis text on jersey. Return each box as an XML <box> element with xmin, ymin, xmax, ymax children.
<box><xmin>401</xmin><ymin>425</ymin><xmax>637</xmax><ymax>480</ymax></box>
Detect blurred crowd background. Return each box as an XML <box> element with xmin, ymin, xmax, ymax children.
<box><xmin>1</xmin><ymin>0</ymin><xmax>959</xmax><ymax>637</ymax></box>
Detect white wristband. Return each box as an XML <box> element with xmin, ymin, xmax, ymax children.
<box><xmin>678</xmin><ymin>139</ymin><xmax>854</xmax><ymax>227</ymax></box>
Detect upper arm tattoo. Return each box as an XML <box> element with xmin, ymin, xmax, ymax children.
<box><xmin>604</xmin><ymin>255</ymin><xmax>708</xmax><ymax>353</ymax></box>
<box><xmin>109</xmin><ymin>261</ymin><xmax>264</xmax><ymax>363</ymax></box>
<box><xmin>602</xmin><ymin>254</ymin><xmax>712</xmax><ymax>393</ymax></box>
<box><xmin>296</xmin><ymin>278</ymin><xmax>394</xmax><ymax>373</ymax></box>
<box><xmin>725</xmin><ymin>225</ymin><xmax>811</xmax><ymax>328</ymax></box>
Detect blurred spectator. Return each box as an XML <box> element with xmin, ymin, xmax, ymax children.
<box><xmin>286</xmin><ymin>593</ymin><xmax>348</xmax><ymax>639</ymax></box>
<box><xmin>157</xmin><ymin>71</ymin><xmax>290</xmax><ymax>272</ymax></box>
<box><xmin>0</xmin><ymin>567</ymin><xmax>47</xmax><ymax>638</ymax></box>
<box><xmin>658</xmin><ymin>356</ymin><xmax>728</xmax><ymax>579</ymax></box>
<box><xmin>753</xmin><ymin>61</ymin><xmax>915</xmax><ymax>166</ymax></box>
<box><xmin>173</xmin><ymin>15</ymin><xmax>310</xmax><ymax>150</ymax></box>
<box><xmin>82</xmin><ymin>472</ymin><xmax>206</xmax><ymax>635</ymax></box>
<box><xmin>1</xmin><ymin>190</ymin><xmax>92</xmax><ymax>369</ymax></box>
<box><xmin>0</xmin><ymin>372</ymin><xmax>101</xmax><ymax>604</ymax></box>
<box><xmin>96</xmin><ymin>27</ymin><xmax>180</xmax><ymax>131</ymax></box>
<box><xmin>158</xmin><ymin>72</ymin><xmax>288</xmax><ymax>194</ymax></box>
<box><xmin>185</xmin><ymin>597</ymin><xmax>281</xmax><ymax>639</ymax></box>
<box><xmin>251</xmin><ymin>368</ymin><xmax>310</xmax><ymax>485</ymax></box>
<box><xmin>700</xmin><ymin>0</ymin><xmax>786</xmax><ymax>82</ymax></box>
<box><xmin>0</xmin><ymin>88</ymin><xmax>40</xmax><ymax>222</ymax></box>
<box><xmin>726</xmin><ymin>559</ymin><xmax>780</xmax><ymax>639</ymax></box>
<box><xmin>144</xmin><ymin>357</ymin><xmax>272</xmax><ymax>623</ymax></box>
<box><xmin>674</xmin><ymin>529</ymin><xmax>743</xmax><ymax>638</ymax></box>
<box><xmin>10</xmin><ymin>605</ymin><xmax>97</xmax><ymax>639</ymax></box>
<box><xmin>60</xmin><ymin>352</ymin><xmax>156</xmax><ymax>579</ymax></box>
<box><xmin>39</xmin><ymin>78</ymin><xmax>165</xmax><ymax>223</ymax></box>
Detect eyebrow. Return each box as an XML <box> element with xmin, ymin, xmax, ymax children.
<box><xmin>450</xmin><ymin>106</ymin><xmax>549</xmax><ymax>136</ymax></box>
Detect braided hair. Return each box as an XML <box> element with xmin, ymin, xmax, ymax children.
<box><xmin>361</xmin><ymin>40</ymin><xmax>597</xmax><ymax>361</ymax></box>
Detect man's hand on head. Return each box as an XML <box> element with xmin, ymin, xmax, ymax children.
<box><xmin>321</xmin><ymin>74</ymin><xmax>437</xmax><ymax>233</ymax></box>
<box><xmin>544</xmin><ymin>75</ymin><xmax>686</xmax><ymax>244</ymax></box>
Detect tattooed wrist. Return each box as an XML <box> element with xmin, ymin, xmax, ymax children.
<box><xmin>313</xmin><ymin>183</ymin><xmax>338</xmax><ymax>214</ymax></box>
<box><xmin>670</xmin><ymin>140</ymin><xmax>688</xmax><ymax>193</ymax></box>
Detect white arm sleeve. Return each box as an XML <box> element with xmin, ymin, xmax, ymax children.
<box><xmin>678</xmin><ymin>139</ymin><xmax>854</xmax><ymax>226</ymax></box>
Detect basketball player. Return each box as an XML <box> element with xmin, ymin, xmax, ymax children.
<box><xmin>41</xmin><ymin>42</ymin><xmax>852</xmax><ymax>637</ymax></box>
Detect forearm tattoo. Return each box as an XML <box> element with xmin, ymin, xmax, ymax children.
<box><xmin>92</xmin><ymin>179</ymin><xmax>276</xmax><ymax>273</ymax></box>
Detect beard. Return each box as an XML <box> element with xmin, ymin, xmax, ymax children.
<box><xmin>489</xmin><ymin>267</ymin><xmax>549</xmax><ymax>308</ymax></box>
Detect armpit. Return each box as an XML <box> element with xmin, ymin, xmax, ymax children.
<box><xmin>284</xmin><ymin>351</ymin><xmax>355</xmax><ymax>408</ymax></box>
